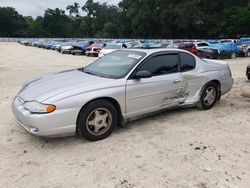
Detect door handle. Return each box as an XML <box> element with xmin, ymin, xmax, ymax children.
<box><xmin>174</xmin><ymin>79</ymin><xmax>182</xmax><ymax>84</ymax></box>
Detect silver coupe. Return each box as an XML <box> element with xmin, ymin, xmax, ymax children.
<box><xmin>12</xmin><ymin>49</ymin><xmax>234</xmax><ymax>141</ymax></box>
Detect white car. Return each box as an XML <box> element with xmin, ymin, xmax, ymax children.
<box><xmin>99</xmin><ymin>43</ymin><xmax>127</xmax><ymax>57</ymax></box>
<box><xmin>61</xmin><ymin>45</ymin><xmax>73</xmax><ymax>54</ymax></box>
<box><xmin>194</xmin><ymin>41</ymin><xmax>210</xmax><ymax>49</ymax></box>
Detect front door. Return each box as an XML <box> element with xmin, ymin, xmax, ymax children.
<box><xmin>125</xmin><ymin>53</ymin><xmax>183</xmax><ymax>119</ymax></box>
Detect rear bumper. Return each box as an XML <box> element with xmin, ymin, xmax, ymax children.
<box><xmin>12</xmin><ymin>97</ymin><xmax>79</xmax><ymax>137</ymax></box>
<box><xmin>221</xmin><ymin>78</ymin><xmax>234</xmax><ymax>96</ymax></box>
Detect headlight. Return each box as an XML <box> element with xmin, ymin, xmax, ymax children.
<box><xmin>23</xmin><ymin>101</ymin><xmax>56</xmax><ymax>114</ymax></box>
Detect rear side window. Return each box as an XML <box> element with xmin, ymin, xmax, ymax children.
<box><xmin>179</xmin><ymin>52</ymin><xmax>196</xmax><ymax>72</ymax></box>
<box><xmin>184</xmin><ymin>43</ymin><xmax>194</xmax><ymax>48</ymax></box>
<box><xmin>139</xmin><ymin>54</ymin><xmax>179</xmax><ymax>76</ymax></box>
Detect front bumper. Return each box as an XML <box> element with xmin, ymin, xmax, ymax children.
<box><xmin>12</xmin><ymin>96</ymin><xmax>79</xmax><ymax>137</ymax></box>
<box><xmin>86</xmin><ymin>51</ymin><xmax>99</xmax><ymax>57</ymax></box>
<box><xmin>61</xmin><ymin>49</ymin><xmax>72</xmax><ymax>53</ymax></box>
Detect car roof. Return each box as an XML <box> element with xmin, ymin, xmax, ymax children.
<box><xmin>123</xmin><ymin>48</ymin><xmax>191</xmax><ymax>56</ymax></box>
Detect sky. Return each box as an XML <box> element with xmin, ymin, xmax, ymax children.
<box><xmin>0</xmin><ymin>0</ymin><xmax>120</xmax><ymax>17</ymax></box>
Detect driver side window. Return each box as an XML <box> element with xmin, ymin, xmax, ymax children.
<box><xmin>138</xmin><ymin>54</ymin><xmax>179</xmax><ymax>76</ymax></box>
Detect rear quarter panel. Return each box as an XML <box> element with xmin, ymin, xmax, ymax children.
<box><xmin>181</xmin><ymin>57</ymin><xmax>233</xmax><ymax>104</ymax></box>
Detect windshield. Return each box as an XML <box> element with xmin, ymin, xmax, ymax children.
<box><xmin>105</xmin><ymin>44</ymin><xmax>121</xmax><ymax>49</ymax></box>
<box><xmin>82</xmin><ymin>50</ymin><xmax>146</xmax><ymax>79</ymax></box>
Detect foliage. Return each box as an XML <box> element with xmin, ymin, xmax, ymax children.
<box><xmin>0</xmin><ymin>0</ymin><xmax>249</xmax><ymax>38</ymax></box>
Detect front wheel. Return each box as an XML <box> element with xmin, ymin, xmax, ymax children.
<box><xmin>77</xmin><ymin>100</ymin><xmax>118</xmax><ymax>141</ymax></box>
<box><xmin>197</xmin><ymin>82</ymin><xmax>218</xmax><ymax>110</ymax></box>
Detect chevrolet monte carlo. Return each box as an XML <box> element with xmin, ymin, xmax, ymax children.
<box><xmin>12</xmin><ymin>49</ymin><xmax>234</xmax><ymax>141</ymax></box>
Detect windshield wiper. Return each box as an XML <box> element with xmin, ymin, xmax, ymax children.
<box><xmin>81</xmin><ymin>68</ymin><xmax>99</xmax><ymax>76</ymax></box>
<box><xmin>79</xmin><ymin>68</ymin><xmax>114</xmax><ymax>79</ymax></box>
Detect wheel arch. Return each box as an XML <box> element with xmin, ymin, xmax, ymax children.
<box><xmin>76</xmin><ymin>97</ymin><xmax>124</xmax><ymax>134</ymax></box>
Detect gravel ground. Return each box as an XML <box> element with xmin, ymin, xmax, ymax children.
<box><xmin>0</xmin><ymin>42</ymin><xmax>250</xmax><ymax>188</ymax></box>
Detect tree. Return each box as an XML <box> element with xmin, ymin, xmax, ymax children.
<box><xmin>66</xmin><ymin>2</ymin><xmax>80</xmax><ymax>17</ymax></box>
<box><xmin>0</xmin><ymin>7</ymin><xmax>26</xmax><ymax>37</ymax></box>
<box><xmin>42</xmin><ymin>8</ymin><xmax>73</xmax><ymax>37</ymax></box>
<box><xmin>82</xmin><ymin>0</ymin><xmax>99</xmax><ymax>37</ymax></box>
<box><xmin>0</xmin><ymin>0</ymin><xmax>250</xmax><ymax>38</ymax></box>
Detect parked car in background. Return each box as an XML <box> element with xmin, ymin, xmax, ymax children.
<box><xmin>35</xmin><ymin>40</ymin><xmax>47</xmax><ymax>48</ymax></box>
<box><xmin>220</xmin><ymin>39</ymin><xmax>239</xmax><ymax>43</ymax></box>
<box><xmin>247</xmin><ymin>64</ymin><xmax>250</xmax><ymax>80</ymax></box>
<box><xmin>51</xmin><ymin>43</ymin><xmax>61</xmax><ymax>50</ymax></box>
<box><xmin>20</xmin><ymin>40</ymin><xmax>33</xmax><ymax>46</ymax></box>
<box><xmin>194</xmin><ymin>41</ymin><xmax>210</xmax><ymax>49</ymax></box>
<box><xmin>69</xmin><ymin>42</ymin><xmax>88</xmax><ymax>55</ymax></box>
<box><xmin>132</xmin><ymin>42</ymin><xmax>169</xmax><ymax>49</ymax></box>
<box><xmin>85</xmin><ymin>43</ymin><xmax>103</xmax><ymax>57</ymax></box>
<box><xmin>71</xmin><ymin>46</ymin><xmax>85</xmax><ymax>55</ymax></box>
<box><xmin>167</xmin><ymin>43</ymin><xmax>179</xmax><ymax>48</ymax></box>
<box><xmin>209</xmin><ymin>41</ymin><xmax>240</xmax><ymax>59</ymax></box>
<box><xmin>12</xmin><ymin>49</ymin><xmax>233</xmax><ymax>141</ymax></box>
<box><xmin>44</xmin><ymin>40</ymin><xmax>56</xmax><ymax>49</ymax></box>
<box><xmin>99</xmin><ymin>43</ymin><xmax>127</xmax><ymax>57</ymax></box>
<box><xmin>238</xmin><ymin>44</ymin><xmax>250</xmax><ymax>57</ymax></box>
<box><xmin>178</xmin><ymin>42</ymin><xmax>198</xmax><ymax>55</ymax></box>
<box><xmin>61</xmin><ymin>42</ymin><xmax>77</xmax><ymax>54</ymax></box>
<box><xmin>194</xmin><ymin>42</ymin><xmax>219</xmax><ymax>59</ymax></box>
<box><xmin>197</xmin><ymin>48</ymin><xmax>220</xmax><ymax>59</ymax></box>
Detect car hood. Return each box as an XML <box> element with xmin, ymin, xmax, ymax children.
<box><xmin>18</xmin><ymin>69</ymin><xmax>117</xmax><ymax>102</ymax></box>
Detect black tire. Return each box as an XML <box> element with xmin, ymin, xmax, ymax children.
<box><xmin>77</xmin><ymin>100</ymin><xmax>118</xmax><ymax>141</ymax></box>
<box><xmin>246</xmin><ymin>50</ymin><xmax>250</xmax><ymax>57</ymax></box>
<box><xmin>248</xmin><ymin>76</ymin><xmax>250</xmax><ymax>80</ymax></box>
<box><xmin>197</xmin><ymin>82</ymin><xmax>219</xmax><ymax>110</ymax></box>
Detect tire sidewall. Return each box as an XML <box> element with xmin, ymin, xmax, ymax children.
<box><xmin>247</xmin><ymin>50</ymin><xmax>250</xmax><ymax>57</ymax></box>
<box><xmin>199</xmin><ymin>82</ymin><xmax>218</xmax><ymax>110</ymax></box>
<box><xmin>77</xmin><ymin>100</ymin><xmax>118</xmax><ymax>141</ymax></box>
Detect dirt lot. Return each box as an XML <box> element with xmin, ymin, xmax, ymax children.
<box><xmin>0</xmin><ymin>42</ymin><xmax>250</xmax><ymax>188</ymax></box>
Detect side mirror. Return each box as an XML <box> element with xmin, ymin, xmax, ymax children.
<box><xmin>135</xmin><ymin>70</ymin><xmax>152</xmax><ymax>79</ymax></box>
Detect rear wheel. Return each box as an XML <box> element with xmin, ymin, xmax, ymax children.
<box><xmin>197</xmin><ymin>82</ymin><xmax>218</xmax><ymax>110</ymax></box>
<box><xmin>77</xmin><ymin>100</ymin><xmax>118</xmax><ymax>141</ymax></box>
<box><xmin>246</xmin><ymin>50</ymin><xmax>250</xmax><ymax>57</ymax></box>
